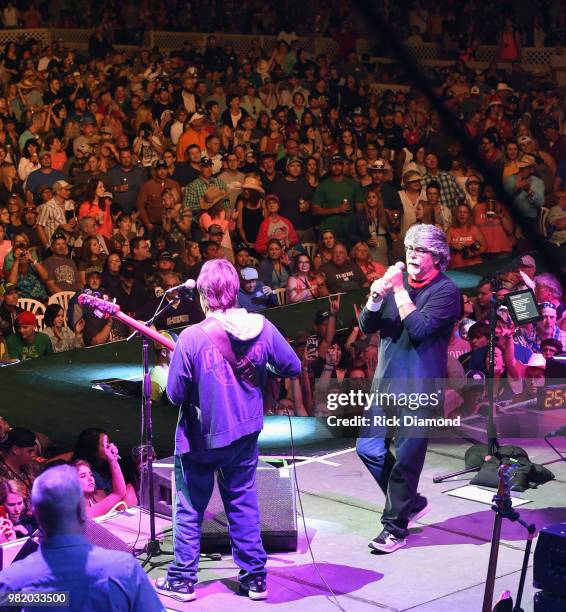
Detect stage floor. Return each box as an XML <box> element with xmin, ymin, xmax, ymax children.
<box><xmin>141</xmin><ymin>437</ymin><xmax>566</xmax><ymax>611</ymax></box>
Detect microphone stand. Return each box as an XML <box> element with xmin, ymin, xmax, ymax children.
<box><xmin>127</xmin><ymin>296</ymin><xmax>180</xmax><ymax>568</ymax></box>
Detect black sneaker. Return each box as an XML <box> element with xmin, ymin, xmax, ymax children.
<box><xmin>408</xmin><ymin>496</ymin><xmax>431</xmax><ymax>527</ymax></box>
<box><xmin>155</xmin><ymin>577</ymin><xmax>196</xmax><ymax>602</ymax></box>
<box><xmin>240</xmin><ymin>576</ymin><xmax>268</xmax><ymax>600</ymax></box>
<box><xmin>368</xmin><ymin>529</ymin><xmax>407</xmax><ymax>554</ymax></box>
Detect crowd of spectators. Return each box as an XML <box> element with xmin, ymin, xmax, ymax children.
<box><xmin>0</xmin><ymin>2</ymin><xmax>564</xmax><ymax>500</ymax></box>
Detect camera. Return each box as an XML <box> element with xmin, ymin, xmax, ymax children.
<box><xmin>306</xmin><ymin>335</ymin><xmax>319</xmax><ymax>352</ymax></box>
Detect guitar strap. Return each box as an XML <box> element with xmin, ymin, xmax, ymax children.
<box><xmin>198</xmin><ymin>318</ymin><xmax>259</xmax><ymax>386</ymax></box>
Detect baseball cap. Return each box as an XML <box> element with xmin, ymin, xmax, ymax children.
<box><xmin>208</xmin><ymin>224</ymin><xmax>223</xmax><ymax>235</ymax></box>
<box><xmin>38</xmin><ymin>150</ymin><xmax>51</xmax><ymax>158</ymax></box>
<box><xmin>329</xmin><ymin>154</ymin><xmax>344</xmax><ymax>164</ymax></box>
<box><xmin>0</xmin><ymin>282</ymin><xmax>19</xmax><ymax>296</ymax></box>
<box><xmin>240</xmin><ymin>267</ymin><xmax>258</xmax><ymax>281</ymax></box>
<box><xmin>158</xmin><ymin>251</ymin><xmax>174</xmax><ymax>260</ymax></box>
<box><xmin>188</xmin><ymin>112</ymin><xmax>205</xmax><ymax>124</ymax></box>
<box><xmin>518</xmin><ymin>136</ymin><xmax>534</xmax><ymax>146</ymax></box>
<box><xmin>52</xmin><ymin>180</ymin><xmax>72</xmax><ymax>191</ymax></box>
<box><xmin>519</xmin><ymin>254</ymin><xmax>536</xmax><ymax>268</ymax></box>
<box><xmin>16</xmin><ymin>310</ymin><xmax>37</xmax><ymax>326</ymax></box>
<box><xmin>51</xmin><ymin>231</ymin><xmax>67</xmax><ymax>243</ymax></box>
<box><xmin>85</xmin><ymin>266</ymin><xmax>102</xmax><ymax>277</ymax></box>
<box><xmin>285</xmin><ymin>156</ymin><xmax>303</xmax><ymax>169</ymax></box>
<box><xmin>368</xmin><ymin>159</ymin><xmax>388</xmax><ymax>172</ymax></box>
<box><xmin>1</xmin><ymin>427</ymin><xmax>36</xmax><ymax>450</ymax></box>
<box><xmin>154</xmin><ymin>159</ymin><xmax>168</xmax><ymax>169</ymax></box>
<box><xmin>200</xmin><ymin>156</ymin><xmax>213</xmax><ymax>167</ymax></box>
<box><xmin>496</xmin><ymin>305</ymin><xmax>512</xmax><ymax>325</ymax></box>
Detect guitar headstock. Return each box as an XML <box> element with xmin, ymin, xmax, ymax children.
<box><xmin>78</xmin><ymin>292</ymin><xmax>121</xmax><ymax>320</ymax></box>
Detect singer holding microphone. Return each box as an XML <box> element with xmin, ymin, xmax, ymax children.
<box><xmin>356</xmin><ymin>224</ymin><xmax>461</xmax><ymax>553</ymax></box>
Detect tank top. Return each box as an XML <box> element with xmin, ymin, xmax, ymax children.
<box><xmin>243</xmin><ymin>204</ymin><xmax>264</xmax><ymax>243</ymax></box>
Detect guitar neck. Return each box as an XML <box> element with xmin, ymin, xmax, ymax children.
<box><xmin>113</xmin><ymin>310</ymin><xmax>176</xmax><ymax>351</ymax></box>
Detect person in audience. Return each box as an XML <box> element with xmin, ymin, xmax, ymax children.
<box><xmin>3</xmin><ymin>232</ymin><xmax>48</xmax><ymax>300</ymax></box>
<box><xmin>0</xmin><ymin>465</ymin><xmax>164</xmax><ymax>611</ymax></box>
<box><xmin>43</xmin><ymin>303</ymin><xmax>84</xmax><ymax>352</ymax></box>
<box><xmin>318</xmin><ymin>242</ymin><xmax>368</xmax><ymax>293</ymax></box>
<box><xmin>535</xmin><ymin>302</ymin><xmax>566</xmax><ymax>350</ymax></box>
<box><xmin>6</xmin><ymin>310</ymin><xmax>53</xmax><ymax>361</ymax></box>
<box><xmin>473</xmin><ymin>183</ymin><xmax>515</xmax><ymax>258</ymax></box>
<box><xmin>73</xmin><ymin>435</ymin><xmax>135</xmax><ymax>518</ymax></box>
<box><xmin>351</xmin><ymin>241</ymin><xmax>386</xmax><ymax>283</ymax></box>
<box><xmin>0</xmin><ymin>427</ymin><xmax>41</xmax><ymax>505</ymax></box>
<box><xmin>0</xmin><ymin>479</ymin><xmax>36</xmax><ymax>538</ymax></box>
<box><xmin>317</xmin><ymin>229</ymin><xmax>336</xmax><ymax>264</ymax></box>
<box><xmin>535</xmin><ymin>273</ymin><xmax>564</xmax><ymax>318</ymax></box>
<box><xmin>237</xmin><ymin>266</ymin><xmax>277</xmax><ymax>312</ymax></box>
<box><xmin>446</xmin><ymin>203</ymin><xmax>487</xmax><ymax>269</ymax></box>
<box><xmin>286</xmin><ymin>253</ymin><xmax>328</xmax><ymax>303</ymax></box>
<box><xmin>258</xmin><ymin>238</ymin><xmax>292</xmax><ymax>290</ymax></box>
<box><xmin>42</xmin><ymin>232</ymin><xmax>81</xmax><ymax>294</ymax></box>
<box><xmin>78</xmin><ymin>178</ymin><xmax>113</xmax><ymax>239</ymax></box>
<box><xmin>352</xmin><ymin>189</ymin><xmax>389</xmax><ymax>267</ymax></box>
<box><xmin>255</xmin><ymin>194</ymin><xmax>299</xmax><ymax>255</ymax></box>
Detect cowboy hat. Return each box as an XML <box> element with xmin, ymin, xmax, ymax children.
<box><xmin>241</xmin><ymin>175</ymin><xmax>265</xmax><ymax>194</ymax></box>
<box><xmin>200</xmin><ymin>186</ymin><xmax>228</xmax><ymax>210</ymax></box>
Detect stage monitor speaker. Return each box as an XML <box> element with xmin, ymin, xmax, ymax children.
<box><xmin>9</xmin><ymin>518</ymin><xmax>133</xmax><ymax>567</ymax></box>
<box><xmin>534</xmin><ymin>591</ymin><xmax>566</xmax><ymax>611</ymax></box>
<box><xmin>533</xmin><ymin>522</ymin><xmax>566</xmax><ymax>597</ymax></box>
<box><xmin>141</xmin><ymin>457</ymin><xmax>297</xmax><ymax>552</ymax></box>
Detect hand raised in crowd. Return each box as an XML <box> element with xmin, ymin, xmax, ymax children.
<box><xmin>262</xmin><ymin>285</ymin><xmax>273</xmax><ymax>296</ymax></box>
<box><xmin>0</xmin><ymin>517</ymin><xmax>15</xmax><ymax>543</ymax></box>
<box><xmin>328</xmin><ymin>293</ymin><xmax>341</xmax><ymax>316</ymax></box>
<box><xmin>104</xmin><ymin>438</ymin><xmax>120</xmax><ymax>463</ymax></box>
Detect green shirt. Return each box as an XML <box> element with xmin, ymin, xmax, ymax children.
<box><xmin>313</xmin><ymin>176</ymin><xmax>363</xmax><ymax>238</ymax></box>
<box><xmin>6</xmin><ymin>332</ymin><xmax>54</xmax><ymax>361</ymax></box>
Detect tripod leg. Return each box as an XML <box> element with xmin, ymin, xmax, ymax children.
<box><xmin>482</xmin><ymin>514</ymin><xmax>503</xmax><ymax>612</ymax></box>
<box><xmin>512</xmin><ymin>526</ymin><xmax>536</xmax><ymax>612</ymax></box>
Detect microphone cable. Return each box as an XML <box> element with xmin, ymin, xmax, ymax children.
<box><xmin>285</xmin><ymin>408</ymin><xmax>347</xmax><ymax>612</ymax></box>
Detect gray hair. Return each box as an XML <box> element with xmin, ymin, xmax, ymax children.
<box><xmin>31</xmin><ymin>465</ymin><xmax>84</xmax><ymax>533</ymax></box>
<box><xmin>534</xmin><ymin>273</ymin><xmax>562</xmax><ymax>300</ymax></box>
<box><xmin>404</xmin><ymin>224</ymin><xmax>450</xmax><ymax>271</ymax></box>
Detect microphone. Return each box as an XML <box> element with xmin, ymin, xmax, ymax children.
<box><xmin>372</xmin><ymin>262</ymin><xmax>406</xmax><ymax>300</ymax></box>
<box><xmin>546</xmin><ymin>426</ymin><xmax>566</xmax><ymax>438</ymax></box>
<box><xmin>164</xmin><ymin>279</ymin><xmax>196</xmax><ymax>294</ymax></box>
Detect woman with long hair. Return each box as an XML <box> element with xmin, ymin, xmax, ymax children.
<box><xmin>298</xmin><ymin>125</ymin><xmax>321</xmax><ymax>160</ymax></box>
<box><xmin>259</xmin><ymin>117</ymin><xmax>284</xmax><ymax>155</ymax></box>
<box><xmin>354</xmin><ymin>157</ymin><xmax>373</xmax><ymax>188</ymax></box>
<box><xmin>47</xmin><ymin>134</ymin><xmax>67</xmax><ymax>172</ymax></box>
<box><xmin>73</xmin><ymin>431</ymin><xmax>137</xmax><ymax>518</ymax></box>
<box><xmin>286</xmin><ymin>253</ymin><xmax>328</xmax><ymax>303</ymax></box>
<box><xmin>446</xmin><ymin>203</ymin><xmax>487</xmax><ymax>269</ymax></box>
<box><xmin>351</xmin><ymin>241</ymin><xmax>386</xmax><ymax>283</ymax></box>
<box><xmin>317</xmin><ymin>229</ymin><xmax>336</xmax><ymax>264</ymax></box>
<box><xmin>17</xmin><ymin>139</ymin><xmax>40</xmax><ymax>183</ymax></box>
<box><xmin>161</xmin><ymin>188</ymin><xmax>193</xmax><ymax>253</ymax></box>
<box><xmin>338</xmin><ymin>129</ymin><xmax>362</xmax><ymax>162</ymax></box>
<box><xmin>304</xmin><ymin>156</ymin><xmax>320</xmax><ymax>188</ymax></box>
<box><xmin>4</xmin><ymin>232</ymin><xmax>48</xmax><ymax>300</ymax></box>
<box><xmin>178</xmin><ymin>239</ymin><xmax>201</xmax><ymax>277</ymax></box>
<box><xmin>0</xmin><ymin>480</ymin><xmax>35</xmax><ymax>540</ymax></box>
<box><xmin>236</xmin><ymin>177</ymin><xmax>266</xmax><ymax>250</ymax></box>
<box><xmin>502</xmin><ymin>140</ymin><xmax>520</xmax><ymax>179</ymax></box>
<box><xmin>464</xmin><ymin>174</ymin><xmax>482</xmax><ymax>209</ymax></box>
<box><xmin>353</xmin><ymin>190</ymin><xmax>389</xmax><ymax>267</ymax></box>
<box><xmin>398</xmin><ymin>170</ymin><xmax>423</xmax><ymax>238</ymax></box>
<box><xmin>5</xmin><ymin>194</ymin><xmax>24</xmax><ymax>237</ymax></box>
<box><xmin>0</xmin><ymin>163</ymin><xmax>24</xmax><ymax>206</ymax></box>
<box><xmin>43</xmin><ymin>303</ymin><xmax>84</xmax><ymax>352</ymax></box>
<box><xmin>258</xmin><ymin>238</ymin><xmax>292</xmax><ymax>290</ymax></box>
<box><xmin>78</xmin><ymin>178</ymin><xmax>113</xmax><ymax>239</ymax></box>
<box><xmin>110</xmin><ymin>212</ymin><xmax>135</xmax><ymax>257</ymax></box>
<box><xmin>101</xmin><ymin>251</ymin><xmax>122</xmax><ymax>295</ymax></box>
<box><xmin>78</xmin><ymin>236</ymin><xmax>107</xmax><ymax>286</ymax></box>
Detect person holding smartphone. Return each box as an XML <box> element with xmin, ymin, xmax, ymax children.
<box><xmin>36</xmin><ymin>179</ymin><xmax>78</xmax><ymax>246</ymax></box>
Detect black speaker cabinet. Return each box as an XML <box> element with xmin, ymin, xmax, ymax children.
<box><xmin>534</xmin><ymin>522</ymin><xmax>566</xmax><ymax>597</ymax></box>
<box><xmin>534</xmin><ymin>591</ymin><xmax>566</xmax><ymax>611</ymax></box>
<box><xmin>141</xmin><ymin>457</ymin><xmax>297</xmax><ymax>552</ymax></box>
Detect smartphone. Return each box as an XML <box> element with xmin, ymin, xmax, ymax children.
<box><xmin>306</xmin><ymin>335</ymin><xmax>319</xmax><ymax>352</ymax></box>
<box><xmin>65</xmin><ymin>209</ymin><xmax>75</xmax><ymax>222</ymax></box>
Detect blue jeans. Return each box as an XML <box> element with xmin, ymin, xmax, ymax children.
<box><xmin>356</xmin><ymin>415</ymin><xmax>429</xmax><ymax>538</ymax></box>
<box><xmin>168</xmin><ymin>432</ymin><xmax>267</xmax><ymax>584</ymax></box>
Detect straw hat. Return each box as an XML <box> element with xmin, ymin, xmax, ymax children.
<box><xmin>200</xmin><ymin>186</ymin><xmax>228</xmax><ymax>210</ymax></box>
<box><xmin>241</xmin><ymin>175</ymin><xmax>265</xmax><ymax>194</ymax></box>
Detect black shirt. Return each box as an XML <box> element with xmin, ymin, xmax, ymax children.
<box><xmin>272</xmin><ymin>176</ymin><xmax>314</xmax><ymax>230</ymax></box>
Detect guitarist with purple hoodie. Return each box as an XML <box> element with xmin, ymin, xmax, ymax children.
<box><xmin>156</xmin><ymin>259</ymin><xmax>301</xmax><ymax>603</ymax></box>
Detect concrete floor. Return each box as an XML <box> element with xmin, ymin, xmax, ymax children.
<box><xmin>144</xmin><ymin>438</ymin><xmax>566</xmax><ymax>612</ymax></box>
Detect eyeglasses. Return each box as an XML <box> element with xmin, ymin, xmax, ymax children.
<box><xmin>538</xmin><ymin>302</ymin><xmax>557</xmax><ymax>310</ymax></box>
<box><xmin>406</xmin><ymin>245</ymin><xmax>432</xmax><ymax>256</ymax></box>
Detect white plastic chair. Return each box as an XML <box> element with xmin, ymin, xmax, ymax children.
<box><xmin>273</xmin><ymin>287</ymin><xmax>287</xmax><ymax>306</ymax></box>
<box><xmin>47</xmin><ymin>291</ymin><xmax>75</xmax><ymax>326</ymax></box>
<box><xmin>302</xmin><ymin>242</ymin><xmax>317</xmax><ymax>260</ymax></box>
<box><xmin>247</xmin><ymin>256</ymin><xmax>260</xmax><ymax>268</ymax></box>
<box><xmin>17</xmin><ymin>297</ymin><xmax>46</xmax><ymax>317</ymax></box>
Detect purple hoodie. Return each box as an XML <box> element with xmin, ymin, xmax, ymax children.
<box><xmin>167</xmin><ymin>308</ymin><xmax>301</xmax><ymax>453</ymax></box>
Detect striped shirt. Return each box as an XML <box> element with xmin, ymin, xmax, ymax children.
<box><xmin>36</xmin><ymin>198</ymin><xmax>73</xmax><ymax>243</ymax></box>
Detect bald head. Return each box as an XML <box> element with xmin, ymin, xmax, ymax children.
<box><xmin>32</xmin><ymin>465</ymin><xmax>85</xmax><ymax>535</ymax></box>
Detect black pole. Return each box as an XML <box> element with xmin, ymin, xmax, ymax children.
<box><xmin>486</xmin><ymin>276</ymin><xmax>501</xmax><ymax>458</ymax></box>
